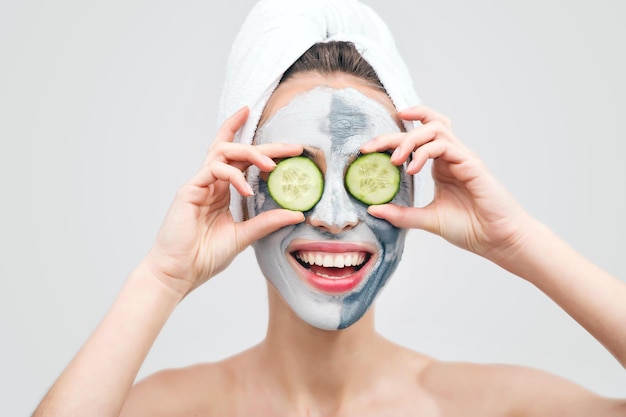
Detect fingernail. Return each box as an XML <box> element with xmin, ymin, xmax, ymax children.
<box><xmin>244</xmin><ymin>182</ymin><xmax>254</xmax><ymax>196</ymax></box>
<box><xmin>391</xmin><ymin>148</ymin><xmax>401</xmax><ymax>161</ymax></box>
<box><xmin>367</xmin><ymin>206</ymin><xmax>382</xmax><ymax>218</ymax></box>
<box><xmin>264</xmin><ymin>156</ymin><xmax>276</xmax><ymax>168</ymax></box>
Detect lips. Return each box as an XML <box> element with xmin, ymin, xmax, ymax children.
<box><xmin>287</xmin><ymin>240</ymin><xmax>376</xmax><ymax>294</ymax></box>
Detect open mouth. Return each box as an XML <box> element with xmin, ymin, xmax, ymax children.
<box><xmin>287</xmin><ymin>241</ymin><xmax>376</xmax><ymax>294</ymax></box>
<box><xmin>293</xmin><ymin>251</ymin><xmax>370</xmax><ymax>278</ymax></box>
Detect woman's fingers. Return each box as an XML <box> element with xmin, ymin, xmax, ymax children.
<box><xmin>361</xmin><ymin>120</ymin><xmax>456</xmax><ymax>164</ymax></box>
<box><xmin>398</xmin><ymin>105</ymin><xmax>452</xmax><ymax>129</ymax></box>
<box><xmin>400</xmin><ymin>105</ymin><xmax>470</xmax><ymax>150</ymax></box>
<box><xmin>236</xmin><ymin>209</ymin><xmax>305</xmax><ymax>249</ymax></box>
<box><xmin>210</xmin><ymin>142</ymin><xmax>275</xmax><ymax>171</ymax></box>
<box><xmin>211</xmin><ymin>109</ymin><xmax>303</xmax><ymax>167</ymax></box>
<box><xmin>254</xmin><ymin>142</ymin><xmax>304</xmax><ymax>159</ymax></box>
<box><xmin>360</xmin><ymin>125</ymin><xmax>435</xmax><ymax>161</ymax></box>
<box><xmin>407</xmin><ymin>139</ymin><xmax>468</xmax><ymax>175</ymax></box>
<box><xmin>360</xmin><ymin>104</ymin><xmax>467</xmax><ymax>157</ymax></box>
<box><xmin>362</xmin><ymin>127</ymin><xmax>468</xmax><ymax>177</ymax></box>
<box><xmin>212</xmin><ymin>106</ymin><xmax>250</xmax><ymax>146</ymax></box>
<box><xmin>199</xmin><ymin>107</ymin><xmax>304</xmax><ymax>189</ymax></box>
<box><xmin>367</xmin><ymin>204</ymin><xmax>438</xmax><ymax>235</ymax></box>
<box><xmin>195</xmin><ymin>110</ymin><xmax>304</xmax><ymax>192</ymax></box>
<box><xmin>188</xmin><ymin>162</ymin><xmax>247</xmax><ymax>194</ymax></box>
<box><xmin>209</xmin><ymin>141</ymin><xmax>303</xmax><ymax>168</ymax></box>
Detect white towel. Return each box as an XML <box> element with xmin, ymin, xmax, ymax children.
<box><xmin>218</xmin><ymin>0</ymin><xmax>430</xmax><ymax>221</ymax></box>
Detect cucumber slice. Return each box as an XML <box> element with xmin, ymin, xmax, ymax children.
<box><xmin>345</xmin><ymin>152</ymin><xmax>400</xmax><ymax>205</ymax></box>
<box><xmin>267</xmin><ymin>156</ymin><xmax>324</xmax><ymax>211</ymax></box>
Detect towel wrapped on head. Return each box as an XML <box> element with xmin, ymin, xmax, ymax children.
<box><xmin>218</xmin><ymin>0</ymin><xmax>429</xmax><ymax>220</ymax></box>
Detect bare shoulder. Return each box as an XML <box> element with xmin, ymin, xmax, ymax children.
<box><xmin>419</xmin><ymin>359</ymin><xmax>626</xmax><ymax>417</ymax></box>
<box><xmin>119</xmin><ymin>359</ymin><xmax>240</xmax><ymax>417</ymax></box>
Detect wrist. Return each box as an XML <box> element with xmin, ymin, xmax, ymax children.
<box><xmin>134</xmin><ymin>257</ymin><xmax>192</xmax><ymax>302</ymax></box>
<box><xmin>486</xmin><ymin>214</ymin><xmax>547</xmax><ymax>278</ymax></box>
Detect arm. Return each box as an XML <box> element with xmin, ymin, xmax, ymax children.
<box><xmin>361</xmin><ymin>105</ymin><xmax>625</xmax><ymax>411</ymax></box>
<box><xmin>32</xmin><ymin>263</ymin><xmax>181</xmax><ymax>417</ymax></box>
<box><xmin>32</xmin><ymin>107</ymin><xmax>304</xmax><ymax>417</ymax></box>
<box><xmin>501</xmin><ymin>218</ymin><xmax>626</xmax><ymax>367</ymax></box>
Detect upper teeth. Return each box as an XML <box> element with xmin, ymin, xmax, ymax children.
<box><xmin>295</xmin><ymin>251</ymin><xmax>367</xmax><ymax>268</ymax></box>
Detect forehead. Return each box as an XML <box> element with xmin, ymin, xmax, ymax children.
<box><xmin>259</xmin><ymin>72</ymin><xmax>400</xmax><ymax>125</ymax></box>
<box><xmin>254</xmin><ymin>87</ymin><xmax>401</xmax><ymax>151</ymax></box>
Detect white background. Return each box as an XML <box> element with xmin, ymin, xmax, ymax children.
<box><xmin>1</xmin><ymin>1</ymin><xmax>625</xmax><ymax>415</ymax></box>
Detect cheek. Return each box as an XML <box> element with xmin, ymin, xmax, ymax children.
<box><xmin>395</xmin><ymin>170</ymin><xmax>413</xmax><ymax>207</ymax></box>
<box><xmin>253</xmin><ymin>223</ymin><xmax>294</xmax><ymax>280</ymax></box>
<box><xmin>246</xmin><ymin>167</ymin><xmax>280</xmax><ymax>217</ymax></box>
<box><xmin>254</xmin><ymin>230</ymin><xmax>285</xmax><ymax>264</ymax></box>
<box><xmin>364</xmin><ymin>215</ymin><xmax>402</xmax><ymax>250</ymax></box>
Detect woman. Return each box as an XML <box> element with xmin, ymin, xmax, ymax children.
<box><xmin>33</xmin><ymin>1</ymin><xmax>626</xmax><ymax>416</ymax></box>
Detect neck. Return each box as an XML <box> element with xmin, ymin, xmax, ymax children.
<box><xmin>255</xmin><ymin>284</ymin><xmax>387</xmax><ymax>412</ymax></box>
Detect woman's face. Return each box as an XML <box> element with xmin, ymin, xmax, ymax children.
<box><xmin>246</xmin><ymin>74</ymin><xmax>413</xmax><ymax>330</ymax></box>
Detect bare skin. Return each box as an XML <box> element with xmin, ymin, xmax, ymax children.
<box><xmin>33</xmin><ymin>73</ymin><xmax>626</xmax><ymax>417</ymax></box>
<box><xmin>120</xmin><ymin>286</ymin><xmax>626</xmax><ymax>417</ymax></box>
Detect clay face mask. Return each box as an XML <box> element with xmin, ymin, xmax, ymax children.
<box><xmin>246</xmin><ymin>86</ymin><xmax>413</xmax><ymax>330</ymax></box>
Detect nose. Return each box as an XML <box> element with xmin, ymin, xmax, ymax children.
<box><xmin>307</xmin><ymin>170</ymin><xmax>359</xmax><ymax>234</ymax></box>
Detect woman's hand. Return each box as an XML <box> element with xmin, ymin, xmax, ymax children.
<box><xmin>145</xmin><ymin>107</ymin><xmax>304</xmax><ymax>296</ymax></box>
<box><xmin>361</xmin><ymin>105</ymin><xmax>533</xmax><ymax>264</ymax></box>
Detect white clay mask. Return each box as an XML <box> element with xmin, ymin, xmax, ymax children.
<box><xmin>247</xmin><ymin>86</ymin><xmax>413</xmax><ymax>330</ymax></box>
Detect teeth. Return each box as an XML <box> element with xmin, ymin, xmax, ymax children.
<box><xmin>295</xmin><ymin>251</ymin><xmax>368</xmax><ymax>268</ymax></box>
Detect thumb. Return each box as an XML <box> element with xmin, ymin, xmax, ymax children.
<box><xmin>236</xmin><ymin>209</ymin><xmax>305</xmax><ymax>249</ymax></box>
<box><xmin>367</xmin><ymin>204</ymin><xmax>440</xmax><ymax>235</ymax></box>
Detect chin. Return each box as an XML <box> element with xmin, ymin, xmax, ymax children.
<box><xmin>255</xmin><ymin>225</ymin><xmax>406</xmax><ymax>331</ymax></box>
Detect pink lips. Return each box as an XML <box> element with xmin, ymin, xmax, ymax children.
<box><xmin>287</xmin><ymin>240</ymin><xmax>376</xmax><ymax>294</ymax></box>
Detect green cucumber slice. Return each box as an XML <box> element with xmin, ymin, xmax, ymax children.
<box><xmin>267</xmin><ymin>156</ymin><xmax>324</xmax><ymax>211</ymax></box>
<box><xmin>345</xmin><ymin>152</ymin><xmax>400</xmax><ymax>205</ymax></box>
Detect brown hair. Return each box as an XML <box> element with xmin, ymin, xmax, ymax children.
<box><xmin>280</xmin><ymin>41</ymin><xmax>386</xmax><ymax>93</ymax></box>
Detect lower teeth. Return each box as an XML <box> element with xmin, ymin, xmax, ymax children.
<box><xmin>316</xmin><ymin>271</ymin><xmax>353</xmax><ymax>279</ymax></box>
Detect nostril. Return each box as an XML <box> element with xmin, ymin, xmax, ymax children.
<box><xmin>308</xmin><ymin>216</ymin><xmax>359</xmax><ymax>235</ymax></box>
